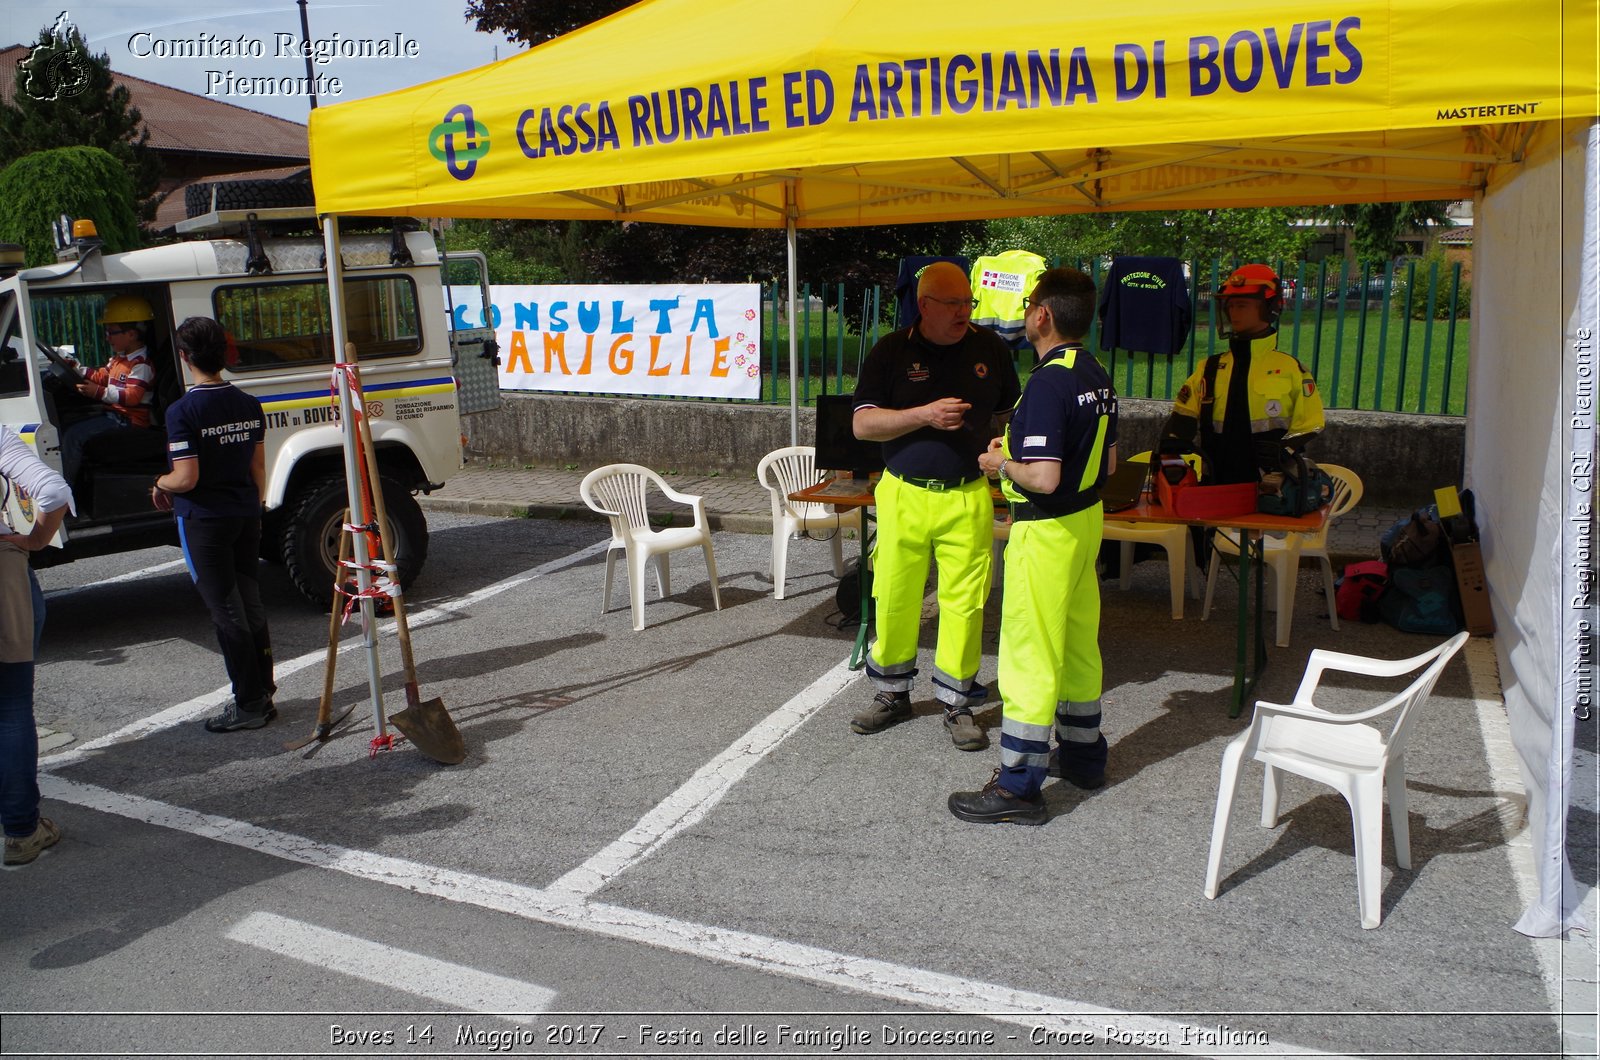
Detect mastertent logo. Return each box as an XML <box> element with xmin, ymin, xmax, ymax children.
<box><xmin>429</xmin><ymin>104</ymin><xmax>490</xmax><ymax>181</ymax></box>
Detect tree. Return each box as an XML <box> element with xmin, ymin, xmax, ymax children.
<box><xmin>968</xmin><ymin>207</ymin><xmax>1316</xmax><ymax>267</ymax></box>
<box><xmin>0</xmin><ymin>146</ymin><xmax>140</xmax><ymax>266</ymax></box>
<box><xmin>0</xmin><ymin>17</ymin><xmax>162</xmax><ymax>225</ymax></box>
<box><xmin>443</xmin><ymin>219</ymin><xmax>609</xmax><ymax>285</ymax></box>
<box><xmin>1318</xmin><ymin>201</ymin><xmax>1457</xmax><ymax>263</ymax></box>
<box><xmin>464</xmin><ymin>0</ymin><xmax>632</xmax><ymax>45</ymax></box>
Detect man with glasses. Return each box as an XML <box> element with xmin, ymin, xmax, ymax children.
<box><xmin>59</xmin><ymin>295</ymin><xmax>159</xmax><ymax>487</ymax></box>
<box><xmin>849</xmin><ymin>261</ymin><xmax>1020</xmax><ymax>751</ymax></box>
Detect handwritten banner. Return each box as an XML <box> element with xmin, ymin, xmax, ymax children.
<box><xmin>450</xmin><ymin>284</ymin><xmax>762</xmax><ymax>399</ymax></box>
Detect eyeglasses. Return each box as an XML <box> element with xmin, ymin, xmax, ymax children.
<box><xmin>103</xmin><ymin>327</ymin><xmax>129</xmax><ymax>336</ymax></box>
<box><xmin>922</xmin><ymin>296</ymin><xmax>978</xmax><ymax>310</ymax></box>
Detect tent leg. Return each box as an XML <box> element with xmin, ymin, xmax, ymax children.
<box><xmin>322</xmin><ymin>214</ymin><xmax>388</xmax><ymax>739</ymax></box>
<box><xmin>786</xmin><ymin>188</ymin><xmax>799</xmax><ymax>448</ymax></box>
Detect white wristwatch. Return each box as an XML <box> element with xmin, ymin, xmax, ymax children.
<box><xmin>997</xmin><ymin>459</ymin><xmax>1012</xmax><ymax>482</ymax></box>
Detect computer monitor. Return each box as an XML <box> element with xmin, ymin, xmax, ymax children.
<box><xmin>813</xmin><ymin>394</ymin><xmax>885</xmax><ymax>478</ymax></box>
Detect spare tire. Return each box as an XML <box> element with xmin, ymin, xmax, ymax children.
<box><xmin>281</xmin><ymin>473</ymin><xmax>429</xmax><ymax>609</ymax></box>
<box><xmin>184</xmin><ymin>178</ymin><xmax>314</xmax><ymax>219</ymax></box>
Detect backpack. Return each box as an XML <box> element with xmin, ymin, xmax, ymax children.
<box><xmin>1335</xmin><ymin>560</ymin><xmax>1389</xmax><ymax>623</ymax></box>
<box><xmin>1257</xmin><ymin>448</ymin><xmax>1335</xmax><ymax>516</ymax></box>
<box><xmin>835</xmin><ymin>559</ymin><xmax>874</xmax><ymax>629</ymax></box>
<box><xmin>1382</xmin><ymin>505</ymin><xmax>1450</xmax><ymax>568</ymax></box>
<box><xmin>1378</xmin><ymin>564</ymin><xmax>1463</xmax><ymax>635</ymax></box>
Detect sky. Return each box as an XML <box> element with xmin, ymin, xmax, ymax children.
<box><xmin>4</xmin><ymin>2</ymin><xmax>515</xmax><ymax>124</ymax></box>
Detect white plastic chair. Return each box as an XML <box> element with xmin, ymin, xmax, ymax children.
<box><xmin>1203</xmin><ymin>631</ymin><xmax>1470</xmax><ymax>929</ymax></box>
<box><xmin>1103</xmin><ymin>452</ymin><xmax>1203</xmax><ymax>619</ymax></box>
<box><xmin>755</xmin><ymin>445</ymin><xmax>862</xmax><ymax>599</ymax></box>
<box><xmin>1201</xmin><ymin>464</ymin><xmax>1363</xmax><ymax>646</ymax></box>
<box><xmin>579</xmin><ymin>463</ymin><xmax>721</xmax><ymax>630</ymax></box>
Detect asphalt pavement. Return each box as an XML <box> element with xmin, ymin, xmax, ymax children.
<box><xmin>6</xmin><ymin>485</ymin><xmax>1596</xmax><ymax>1059</ymax></box>
<box><xmin>414</xmin><ymin>461</ymin><xmax>1412</xmax><ymax>560</ymax></box>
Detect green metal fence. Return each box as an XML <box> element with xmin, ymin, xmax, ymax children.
<box><xmin>759</xmin><ymin>256</ymin><xmax>1470</xmax><ymax>416</ymax></box>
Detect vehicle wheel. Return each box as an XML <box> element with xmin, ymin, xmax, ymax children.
<box><xmin>185</xmin><ymin>178</ymin><xmax>314</xmax><ymax>219</ymax></box>
<box><xmin>281</xmin><ymin>474</ymin><xmax>429</xmax><ymax>608</ymax></box>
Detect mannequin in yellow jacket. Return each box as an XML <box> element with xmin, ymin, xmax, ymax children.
<box><xmin>1159</xmin><ymin>265</ymin><xmax>1324</xmax><ymax>483</ymax></box>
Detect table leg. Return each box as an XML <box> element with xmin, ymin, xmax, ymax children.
<box><xmin>1231</xmin><ymin>531</ymin><xmax>1250</xmax><ymax>717</ymax></box>
<box><xmin>849</xmin><ymin>513</ymin><xmax>873</xmax><ymax>671</ymax></box>
<box><xmin>1229</xmin><ymin>531</ymin><xmax>1270</xmax><ymax>719</ymax></box>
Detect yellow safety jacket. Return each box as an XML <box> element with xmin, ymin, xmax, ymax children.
<box><xmin>1171</xmin><ymin>334</ymin><xmax>1325</xmax><ymax>438</ymax></box>
<box><xmin>970</xmin><ymin>250</ymin><xmax>1046</xmax><ymax>348</ymax></box>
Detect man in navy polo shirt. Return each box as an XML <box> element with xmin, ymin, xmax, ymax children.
<box><xmin>951</xmin><ymin>267</ymin><xmax>1116</xmax><ymax>824</ymax></box>
<box><xmin>850</xmin><ymin>261</ymin><xmax>1020</xmax><ymax>751</ymax></box>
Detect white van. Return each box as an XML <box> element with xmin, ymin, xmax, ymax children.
<box><xmin>0</xmin><ymin>209</ymin><xmax>501</xmax><ymax>605</ymax></box>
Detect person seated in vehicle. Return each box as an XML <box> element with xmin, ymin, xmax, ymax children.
<box><xmin>59</xmin><ymin>295</ymin><xmax>161</xmax><ymax>488</ymax></box>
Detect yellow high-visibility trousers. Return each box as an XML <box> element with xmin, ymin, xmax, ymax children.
<box><xmin>868</xmin><ymin>472</ymin><xmax>993</xmax><ymax>706</ymax></box>
<box><xmin>997</xmin><ymin>505</ymin><xmax>1104</xmax><ymax>780</ymax></box>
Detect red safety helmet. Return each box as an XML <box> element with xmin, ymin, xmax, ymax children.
<box><xmin>1216</xmin><ymin>264</ymin><xmax>1283</xmax><ymax>335</ymax></box>
<box><xmin>1219</xmin><ymin>264</ymin><xmax>1282</xmax><ymax>304</ymax></box>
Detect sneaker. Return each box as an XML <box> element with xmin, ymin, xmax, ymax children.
<box><xmin>948</xmin><ymin>770</ymin><xmax>1046</xmax><ymax>825</ymax></box>
<box><xmin>4</xmin><ymin>818</ymin><xmax>61</xmax><ymax>866</ymax></box>
<box><xmin>204</xmin><ymin>699</ymin><xmax>273</xmax><ymax>733</ymax></box>
<box><xmin>1047</xmin><ymin>746</ymin><xmax>1106</xmax><ymax>790</ymax></box>
<box><xmin>943</xmin><ymin>709</ymin><xmax>988</xmax><ymax>751</ymax></box>
<box><xmin>850</xmin><ymin>691</ymin><xmax>913</xmax><ymax>734</ymax></box>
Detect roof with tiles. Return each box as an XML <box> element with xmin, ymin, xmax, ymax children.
<box><xmin>0</xmin><ymin>44</ymin><xmax>308</xmax><ymax>161</ymax></box>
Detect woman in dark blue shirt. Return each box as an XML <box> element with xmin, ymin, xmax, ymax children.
<box><xmin>153</xmin><ymin>317</ymin><xmax>274</xmax><ymax>733</ymax></box>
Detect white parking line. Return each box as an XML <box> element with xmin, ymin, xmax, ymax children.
<box><xmin>545</xmin><ymin>655</ymin><xmax>861</xmax><ymax>900</ymax></box>
<box><xmin>39</xmin><ymin>540</ymin><xmax>610</xmax><ymax>770</ymax></box>
<box><xmin>227</xmin><ymin>912</ymin><xmax>555</xmax><ymax>1022</ymax></box>
<box><xmin>43</xmin><ymin>557</ymin><xmax>188</xmax><ymax>600</ymax></box>
<box><xmin>41</xmin><ymin>775</ymin><xmax>1351</xmax><ymax>1058</ymax></box>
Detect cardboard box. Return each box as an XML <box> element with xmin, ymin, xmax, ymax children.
<box><xmin>1451</xmin><ymin>542</ymin><xmax>1494</xmax><ymax>635</ymax></box>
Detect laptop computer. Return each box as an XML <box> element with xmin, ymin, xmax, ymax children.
<box><xmin>1098</xmin><ymin>458</ymin><xmax>1149</xmax><ymax>512</ymax></box>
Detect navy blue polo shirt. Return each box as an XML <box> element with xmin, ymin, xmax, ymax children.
<box><xmin>165</xmin><ymin>382</ymin><xmax>266</xmax><ymax>519</ymax></box>
<box><xmin>853</xmin><ymin>323</ymin><xmax>1020</xmax><ymax>481</ymax></box>
<box><xmin>1007</xmin><ymin>344</ymin><xmax>1117</xmax><ymax>516</ymax></box>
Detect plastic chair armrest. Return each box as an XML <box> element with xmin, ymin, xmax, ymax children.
<box><xmin>1294</xmin><ymin>646</ymin><xmax>1439</xmax><ymax>702</ymax></box>
<box><xmin>1254</xmin><ymin>698</ymin><xmax>1396</xmax><ymax>725</ymax></box>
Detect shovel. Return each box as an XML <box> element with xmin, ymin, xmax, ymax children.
<box><xmin>351</xmin><ymin>370</ymin><xmax>464</xmax><ymax>765</ymax></box>
<box><xmin>283</xmin><ymin>519</ymin><xmax>359</xmax><ymax>752</ymax></box>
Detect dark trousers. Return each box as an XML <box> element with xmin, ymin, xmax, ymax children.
<box><xmin>178</xmin><ymin>515</ymin><xmax>274</xmax><ymax>708</ymax></box>
<box><xmin>0</xmin><ymin>570</ymin><xmax>45</xmax><ymax>837</ymax></box>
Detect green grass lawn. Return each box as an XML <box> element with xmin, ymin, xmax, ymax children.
<box><xmin>756</xmin><ymin>303</ymin><xmax>1469</xmax><ymax>416</ymax></box>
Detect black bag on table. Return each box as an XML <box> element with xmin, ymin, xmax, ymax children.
<box><xmin>1257</xmin><ymin>448</ymin><xmax>1335</xmax><ymax>516</ymax></box>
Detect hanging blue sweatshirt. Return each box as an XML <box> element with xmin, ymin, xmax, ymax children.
<box><xmin>1097</xmin><ymin>256</ymin><xmax>1193</xmax><ymax>356</ymax></box>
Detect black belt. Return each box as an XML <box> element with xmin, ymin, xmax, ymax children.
<box><xmin>1010</xmin><ymin>497</ymin><xmax>1099</xmax><ymax>521</ymax></box>
<box><xmin>1009</xmin><ymin>500</ymin><xmax>1063</xmax><ymax>522</ymax></box>
<box><xmin>889</xmin><ymin>470</ymin><xmax>982</xmax><ymax>493</ymax></box>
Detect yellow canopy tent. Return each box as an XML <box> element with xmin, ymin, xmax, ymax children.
<box><xmin>309</xmin><ymin>0</ymin><xmax>1593</xmax><ymax>225</ymax></box>
<box><xmin>306</xmin><ymin>0</ymin><xmax>1597</xmax><ymax>936</ymax></box>
<box><xmin>310</xmin><ymin>0</ymin><xmax>1594</xmax><ymax>438</ymax></box>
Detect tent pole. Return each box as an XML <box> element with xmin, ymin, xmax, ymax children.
<box><xmin>785</xmin><ymin>183</ymin><xmax>799</xmax><ymax>447</ymax></box>
<box><xmin>321</xmin><ymin>215</ymin><xmax>388</xmax><ymax>738</ymax></box>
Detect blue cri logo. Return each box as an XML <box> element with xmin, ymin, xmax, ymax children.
<box><xmin>428</xmin><ymin>104</ymin><xmax>490</xmax><ymax>181</ymax></box>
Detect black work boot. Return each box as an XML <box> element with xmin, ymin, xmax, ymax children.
<box><xmin>948</xmin><ymin>768</ymin><xmax>1046</xmax><ymax>825</ymax></box>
